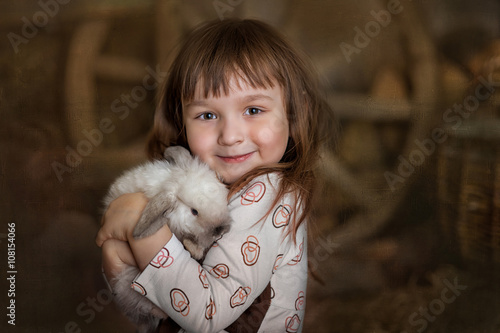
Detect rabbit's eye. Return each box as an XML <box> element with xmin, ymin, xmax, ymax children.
<box><xmin>191</xmin><ymin>208</ymin><xmax>199</xmax><ymax>216</ymax></box>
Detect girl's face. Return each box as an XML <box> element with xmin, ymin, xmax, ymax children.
<box><xmin>183</xmin><ymin>77</ymin><xmax>289</xmax><ymax>184</ymax></box>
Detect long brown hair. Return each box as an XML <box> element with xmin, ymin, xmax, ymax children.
<box><xmin>147</xmin><ymin>19</ymin><xmax>331</xmax><ymax>242</ymax></box>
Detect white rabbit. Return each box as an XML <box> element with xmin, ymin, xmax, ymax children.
<box><xmin>103</xmin><ymin>145</ymin><xmax>231</xmax><ymax>332</ymax></box>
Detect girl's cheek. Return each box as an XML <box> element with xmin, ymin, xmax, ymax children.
<box><xmin>187</xmin><ymin>137</ymin><xmax>205</xmax><ymax>157</ymax></box>
<box><xmin>185</xmin><ymin>130</ymin><xmax>200</xmax><ymax>155</ymax></box>
<box><xmin>258</xmin><ymin>127</ymin><xmax>274</xmax><ymax>143</ymax></box>
<box><xmin>257</xmin><ymin>117</ymin><xmax>289</xmax><ymax>143</ymax></box>
<box><xmin>187</xmin><ymin>130</ymin><xmax>214</xmax><ymax>163</ymax></box>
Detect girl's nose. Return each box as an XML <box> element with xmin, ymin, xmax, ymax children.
<box><xmin>218</xmin><ymin>117</ymin><xmax>244</xmax><ymax>146</ymax></box>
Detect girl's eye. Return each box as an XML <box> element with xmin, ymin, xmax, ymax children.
<box><xmin>245</xmin><ymin>107</ymin><xmax>263</xmax><ymax>116</ymax></box>
<box><xmin>198</xmin><ymin>112</ymin><xmax>216</xmax><ymax>120</ymax></box>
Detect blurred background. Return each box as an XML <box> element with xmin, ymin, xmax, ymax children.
<box><xmin>1</xmin><ymin>0</ymin><xmax>500</xmax><ymax>332</ymax></box>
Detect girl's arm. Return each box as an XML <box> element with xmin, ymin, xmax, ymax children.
<box><xmin>128</xmin><ymin>225</ymin><xmax>173</xmax><ymax>270</ymax></box>
<box><xmin>96</xmin><ymin>192</ymin><xmax>173</xmax><ymax>270</ymax></box>
<box><xmin>132</xmin><ymin>175</ymin><xmax>307</xmax><ymax>332</ymax></box>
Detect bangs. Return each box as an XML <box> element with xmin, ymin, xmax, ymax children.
<box><xmin>177</xmin><ymin>19</ymin><xmax>289</xmax><ymax>103</ymax></box>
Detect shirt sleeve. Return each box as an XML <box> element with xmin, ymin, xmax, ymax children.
<box><xmin>133</xmin><ymin>173</ymin><xmax>301</xmax><ymax>332</ymax></box>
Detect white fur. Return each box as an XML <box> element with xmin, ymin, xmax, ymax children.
<box><xmin>103</xmin><ymin>146</ymin><xmax>230</xmax><ymax>332</ymax></box>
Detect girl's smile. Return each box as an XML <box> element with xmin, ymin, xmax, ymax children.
<box><xmin>217</xmin><ymin>152</ymin><xmax>255</xmax><ymax>164</ymax></box>
<box><xmin>183</xmin><ymin>77</ymin><xmax>289</xmax><ymax>184</ymax></box>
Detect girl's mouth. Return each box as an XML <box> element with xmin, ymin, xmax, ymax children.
<box><xmin>218</xmin><ymin>152</ymin><xmax>254</xmax><ymax>163</ymax></box>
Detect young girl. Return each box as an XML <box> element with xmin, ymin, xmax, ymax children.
<box><xmin>96</xmin><ymin>18</ymin><xmax>329</xmax><ymax>332</ymax></box>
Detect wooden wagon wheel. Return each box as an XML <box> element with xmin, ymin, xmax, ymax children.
<box><xmin>318</xmin><ymin>0</ymin><xmax>440</xmax><ymax>251</ymax></box>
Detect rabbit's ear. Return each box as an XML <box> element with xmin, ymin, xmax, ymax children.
<box><xmin>163</xmin><ymin>146</ymin><xmax>192</xmax><ymax>168</ymax></box>
<box><xmin>132</xmin><ymin>192</ymin><xmax>176</xmax><ymax>239</ymax></box>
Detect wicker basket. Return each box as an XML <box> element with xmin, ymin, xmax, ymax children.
<box><xmin>438</xmin><ymin>119</ymin><xmax>500</xmax><ymax>263</ymax></box>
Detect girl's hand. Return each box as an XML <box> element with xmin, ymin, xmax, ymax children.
<box><xmin>96</xmin><ymin>192</ymin><xmax>149</xmax><ymax>247</ymax></box>
<box><xmin>97</xmin><ymin>191</ymin><xmax>173</xmax><ymax>271</ymax></box>
<box><xmin>101</xmin><ymin>239</ymin><xmax>137</xmax><ymax>283</ymax></box>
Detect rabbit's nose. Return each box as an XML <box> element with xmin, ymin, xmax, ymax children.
<box><xmin>212</xmin><ymin>224</ymin><xmax>230</xmax><ymax>237</ymax></box>
<box><xmin>213</xmin><ymin>226</ymin><xmax>224</xmax><ymax>237</ymax></box>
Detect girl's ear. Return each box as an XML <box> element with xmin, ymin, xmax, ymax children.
<box><xmin>163</xmin><ymin>146</ymin><xmax>192</xmax><ymax>168</ymax></box>
<box><xmin>132</xmin><ymin>192</ymin><xmax>176</xmax><ymax>239</ymax></box>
